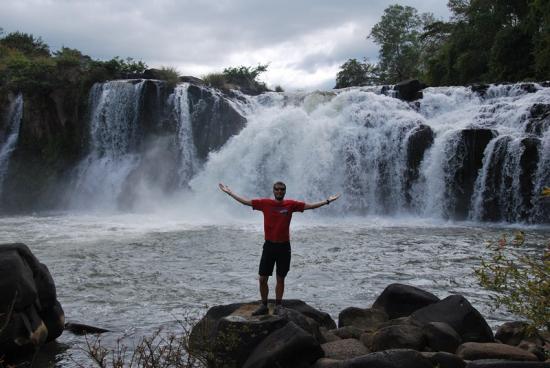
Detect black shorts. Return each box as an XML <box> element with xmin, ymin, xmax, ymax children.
<box><xmin>258</xmin><ymin>241</ymin><xmax>291</xmax><ymax>277</ymax></box>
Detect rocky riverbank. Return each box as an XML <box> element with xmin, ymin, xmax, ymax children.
<box><xmin>189</xmin><ymin>284</ymin><xmax>549</xmax><ymax>368</ymax></box>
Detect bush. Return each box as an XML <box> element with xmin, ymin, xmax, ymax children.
<box><xmin>474</xmin><ymin>230</ymin><xmax>549</xmax><ymax>332</ymax></box>
<box><xmin>156</xmin><ymin>66</ymin><xmax>180</xmax><ymax>88</ymax></box>
<box><xmin>0</xmin><ymin>31</ymin><xmax>50</xmax><ymax>57</ymax></box>
<box><xmin>202</xmin><ymin>72</ymin><xmax>227</xmax><ymax>89</ymax></box>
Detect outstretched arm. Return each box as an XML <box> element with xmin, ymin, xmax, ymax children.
<box><xmin>219</xmin><ymin>183</ymin><xmax>252</xmax><ymax>206</ymax></box>
<box><xmin>304</xmin><ymin>194</ymin><xmax>341</xmax><ymax>210</ymax></box>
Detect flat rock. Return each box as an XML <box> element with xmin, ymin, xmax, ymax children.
<box><xmin>457</xmin><ymin>342</ymin><xmax>538</xmax><ymax>361</ymax></box>
<box><xmin>421</xmin><ymin>351</ymin><xmax>466</xmax><ymax>368</ymax></box>
<box><xmin>371</xmin><ymin>324</ymin><xmax>426</xmax><ymax>352</ymax></box>
<box><xmin>342</xmin><ymin>349</ymin><xmax>433</xmax><ymax>368</ymax></box>
<box><xmin>338</xmin><ymin>307</ymin><xmax>388</xmax><ymax>331</ymax></box>
<box><xmin>465</xmin><ymin>360</ymin><xmax>550</xmax><ymax>368</ymax></box>
<box><xmin>322</xmin><ymin>338</ymin><xmax>369</xmax><ymax>360</ymax></box>
<box><xmin>331</xmin><ymin>326</ymin><xmax>364</xmax><ymax>339</ymax></box>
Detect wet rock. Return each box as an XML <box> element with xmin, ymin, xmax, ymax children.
<box><xmin>242</xmin><ymin>321</ymin><xmax>324</xmax><ymax>368</ymax></box>
<box><xmin>64</xmin><ymin>322</ymin><xmax>109</xmax><ymax>335</ymax></box>
<box><xmin>465</xmin><ymin>360</ymin><xmax>550</xmax><ymax>368</ymax></box>
<box><xmin>321</xmin><ymin>338</ymin><xmax>369</xmax><ymax>360</ymax></box>
<box><xmin>421</xmin><ymin>351</ymin><xmax>466</xmax><ymax>368</ymax></box>
<box><xmin>0</xmin><ymin>243</ymin><xmax>65</xmax><ymax>357</ymax></box>
<box><xmin>457</xmin><ymin>342</ymin><xmax>538</xmax><ymax>361</ymax></box>
<box><xmin>405</xmin><ymin>125</ymin><xmax>435</xmax><ymax>205</ymax></box>
<box><xmin>179</xmin><ymin>75</ymin><xmax>205</xmax><ymax>85</ymax></box>
<box><xmin>412</xmin><ymin>295</ymin><xmax>494</xmax><ymax>343</ymax></box>
<box><xmin>520</xmin><ymin>83</ymin><xmax>538</xmax><ymax>94</ymax></box>
<box><xmin>424</xmin><ymin>321</ymin><xmax>462</xmax><ymax>353</ymax></box>
<box><xmin>394</xmin><ymin>79</ymin><xmax>427</xmax><ymax>101</ymax></box>
<box><xmin>338</xmin><ymin>307</ymin><xmax>388</xmax><ymax>331</ymax></box>
<box><xmin>496</xmin><ymin>321</ymin><xmax>530</xmax><ymax>346</ymax></box>
<box><xmin>274</xmin><ymin>305</ymin><xmax>324</xmax><ymax>342</ymax></box>
<box><xmin>378</xmin><ymin>316</ymin><xmax>425</xmax><ymax>329</ymax></box>
<box><xmin>471</xmin><ymin>84</ymin><xmax>490</xmax><ymax>98</ymax></box>
<box><xmin>372</xmin><ymin>283</ymin><xmax>440</xmax><ymax>319</ymax></box>
<box><xmin>342</xmin><ymin>349</ymin><xmax>433</xmax><ymax>368</ymax></box>
<box><xmin>526</xmin><ymin>104</ymin><xmax>550</xmax><ymax>136</ymax></box>
<box><xmin>371</xmin><ymin>324</ymin><xmax>427</xmax><ymax>352</ymax></box>
<box><xmin>283</xmin><ymin>299</ymin><xmax>336</xmax><ymax>330</ymax></box>
<box><xmin>312</xmin><ymin>358</ymin><xmax>344</xmax><ymax>368</ymax></box>
<box><xmin>320</xmin><ymin>327</ymin><xmax>342</xmax><ymax>343</ymax></box>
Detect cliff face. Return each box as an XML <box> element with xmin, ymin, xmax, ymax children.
<box><xmin>0</xmin><ymin>79</ymin><xmax>248</xmax><ymax>213</ymax></box>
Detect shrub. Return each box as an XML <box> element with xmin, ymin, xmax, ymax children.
<box><xmin>156</xmin><ymin>66</ymin><xmax>180</xmax><ymax>88</ymax></box>
<box><xmin>202</xmin><ymin>72</ymin><xmax>227</xmax><ymax>89</ymax></box>
<box><xmin>0</xmin><ymin>31</ymin><xmax>50</xmax><ymax>57</ymax></box>
<box><xmin>474</xmin><ymin>230</ymin><xmax>550</xmax><ymax>332</ymax></box>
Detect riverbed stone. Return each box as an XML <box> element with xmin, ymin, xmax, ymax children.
<box><xmin>496</xmin><ymin>321</ymin><xmax>530</xmax><ymax>345</ymax></box>
<box><xmin>457</xmin><ymin>342</ymin><xmax>539</xmax><ymax>361</ymax></box>
<box><xmin>342</xmin><ymin>349</ymin><xmax>433</xmax><ymax>368</ymax></box>
<box><xmin>371</xmin><ymin>324</ymin><xmax>427</xmax><ymax>352</ymax></box>
<box><xmin>372</xmin><ymin>283</ymin><xmax>440</xmax><ymax>319</ymax></box>
<box><xmin>412</xmin><ymin>295</ymin><xmax>494</xmax><ymax>342</ymax></box>
<box><xmin>321</xmin><ymin>338</ymin><xmax>370</xmax><ymax>360</ymax></box>
<box><xmin>312</xmin><ymin>358</ymin><xmax>344</xmax><ymax>368</ymax></box>
<box><xmin>394</xmin><ymin>79</ymin><xmax>427</xmax><ymax>101</ymax></box>
<box><xmin>421</xmin><ymin>351</ymin><xmax>466</xmax><ymax>368</ymax></box>
<box><xmin>320</xmin><ymin>327</ymin><xmax>342</xmax><ymax>343</ymax></box>
<box><xmin>338</xmin><ymin>307</ymin><xmax>388</xmax><ymax>331</ymax></box>
<box><xmin>0</xmin><ymin>243</ymin><xmax>65</xmax><ymax>357</ymax></box>
<box><xmin>424</xmin><ymin>321</ymin><xmax>462</xmax><ymax>353</ymax></box>
<box><xmin>331</xmin><ymin>326</ymin><xmax>364</xmax><ymax>339</ymax></box>
<box><xmin>242</xmin><ymin>321</ymin><xmax>324</xmax><ymax>368</ymax></box>
<box><xmin>283</xmin><ymin>299</ymin><xmax>336</xmax><ymax>329</ymax></box>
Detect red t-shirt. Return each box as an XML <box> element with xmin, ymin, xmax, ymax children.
<box><xmin>252</xmin><ymin>198</ymin><xmax>305</xmax><ymax>243</ymax></box>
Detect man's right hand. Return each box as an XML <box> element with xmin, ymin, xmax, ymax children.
<box><xmin>219</xmin><ymin>183</ymin><xmax>231</xmax><ymax>194</ymax></box>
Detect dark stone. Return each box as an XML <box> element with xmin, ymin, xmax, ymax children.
<box><xmin>331</xmin><ymin>326</ymin><xmax>365</xmax><ymax>339</ymax></box>
<box><xmin>243</xmin><ymin>321</ymin><xmax>324</xmax><ymax>368</ymax></box>
<box><xmin>447</xmin><ymin>129</ymin><xmax>496</xmax><ymax>219</ymax></box>
<box><xmin>64</xmin><ymin>322</ymin><xmax>110</xmax><ymax>335</ymax></box>
<box><xmin>371</xmin><ymin>325</ymin><xmax>427</xmax><ymax>352</ymax></box>
<box><xmin>421</xmin><ymin>352</ymin><xmax>466</xmax><ymax>368</ymax></box>
<box><xmin>520</xmin><ymin>84</ymin><xmax>538</xmax><ymax>94</ymax></box>
<box><xmin>465</xmin><ymin>361</ymin><xmax>550</xmax><ymax>368</ymax></box>
<box><xmin>0</xmin><ymin>243</ymin><xmax>65</xmax><ymax>357</ymax></box>
<box><xmin>526</xmin><ymin>104</ymin><xmax>550</xmax><ymax>136</ymax></box>
<box><xmin>496</xmin><ymin>322</ymin><xmax>530</xmax><ymax>346</ymax></box>
<box><xmin>179</xmin><ymin>76</ymin><xmax>205</xmax><ymax>85</ymax></box>
<box><xmin>412</xmin><ymin>295</ymin><xmax>494</xmax><ymax>343</ymax></box>
<box><xmin>457</xmin><ymin>342</ymin><xmax>538</xmax><ymax>361</ymax></box>
<box><xmin>394</xmin><ymin>79</ymin><xmax>427</xmax><ymax>102</ymax></box>
<box><xmin>283</xmin><ymin>299</ymin><xmax>337</xmax><ymax>330</ymax></box>
<box><xmin>338</xmin><ymin>307</ymin><xmax>388</xmax><ymax>331</ymax></box>
<box><xmin>405</xmin><ymin>125</ymin><xmax>434</xmax><ymax>205</ymax></box>
<box><xmin>518</xmin><ymin>137</ymin><xmax>540</xmax><ymax>220</ymax></box>
<box><xmin>424</xmin><ymin>321</ymin><xmax>462</xmax><ymax>353</ymax></box>
<box><xmin>471</xmin><ymin>84</ymin><xmax>490</xmax><ymax>98</ymax></box>
<box><xmin>372</xmin><ymin>283</ymin><xmax>440</xmax><ymax>319</ymax></box>
<box><xmin>187</xmin><ymin>84</ymin><xmax>247</xmax><ymax>160</ymax></box>
<box><xmin>343</xmin><ymin>349</ymin><xmax>434</xmax><ymax>368</ymax></box>
<box><xmin>142</xmin><ymin>68</ymin><xmax>163</xmax><ymax>80</ymax></box>
<box><xmin>274</xmin><ymin>305</ymin><xmax>324</xmax><ymax>342</ymax></box>
<box><xmin>320</xmin><ymin>327</ymin><xmax>342</xmax><ymax>343</ymax></box>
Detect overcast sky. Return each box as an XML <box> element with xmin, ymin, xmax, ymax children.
<box><xmin>1</xmin><ymin>0</ymin><xmax>450</xmax><ymax>90</ymax></box>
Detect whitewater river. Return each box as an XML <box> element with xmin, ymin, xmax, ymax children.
<box><xmin>1</xmin><ymin>212</ymin><xmax>548</xmax><ymax>366</ymax></box>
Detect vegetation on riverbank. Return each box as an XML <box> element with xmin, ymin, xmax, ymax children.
<box><xmin>203</xmin><ymin>64</ymin><xmax>270</xmax><ymax>94</ymax></box>
<box><xmin>336</xmin><ymin>0</ymin><xmax>550</xmax><ymax>87</ymax></box>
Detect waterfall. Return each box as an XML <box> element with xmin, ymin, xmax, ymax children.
<box><xmin>0</xmin><ymin>94</ymin><xmax>23</xmax><ymax>192</ymax></box>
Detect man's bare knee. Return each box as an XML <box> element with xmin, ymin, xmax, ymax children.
<box><xmin>276</xmin><ymin>275</ymin><xmax>285</xmax><ymax>284</ymax></box>
<box><xmin>259</xmin><ymin>276</ymin><xmax>269</xmax><ymax>284</ymax></box>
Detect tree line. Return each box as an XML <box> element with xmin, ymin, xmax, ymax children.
<box><xmin>336</xmin><ymin>0</ymin><xmax>550</xmax><ymax>88</ymax></box>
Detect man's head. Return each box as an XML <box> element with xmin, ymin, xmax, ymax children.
<box><xmin>273</xmin><ymin>181</ymin><xmax>286</xmax><ymax>201</ymax></box>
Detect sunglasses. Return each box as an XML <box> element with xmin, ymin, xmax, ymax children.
<box><xmin>273</xmin><ymin>187</ymin><xmax>286</xmax><ymax>191</ymax></box>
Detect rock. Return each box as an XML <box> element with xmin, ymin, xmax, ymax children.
<box><xmin>465</xmin><ymin>360</ymin><xmax>550</xmax><ymax>367</ymax></box>
<box><xmin>179</xmin><ymin>75</ymin><xmax>205</xmax><ymax>85</ymax></box>
<box><xmin>243</xmin><ymin>321</ymin><xmax>324</xmax><ymax>368</ymax></box>
<box><xmin>64</xmin><ymin>322</ymin><xmax>109</xmax><ymax>335</ymax></box>
<box><xmin>457</xmin><ymin>342</ymin><xmax>539</xmax><ymax>361</ymax></box>
<box><xmin>421</xmin><ymin>351</ymin><xmax>466</xmax><ymax>368</ymax></box>
<box><xmin>471</xmin><ymin>84</ymin><xmax>490</xmax><ymax>98</ymax></box>
<box><xmin>338</xmin><ymin>307</ymin><xmax>388</xmax><ymax>331</ymax></box>
<box><xmin>331</xmin><ymin>326</ymin><xmax>364</xmax><ymax>339</ymax></box>
<box><xmin>142</xmin><ymin>68</ymin><xmax>163</xmax><ymax>80</ymax></box>
<box><xmin>342</xmin><ymin>349</ymin><xmax>433</xmax><ymax>368</ymax></box>
<box><xmin>520</xmin><ymin>83</ymin><xmax>538</xmax><ymax>94</ymax></box>
<box><xmin>321</xmin><ymin>338</ymin><xmax>370</xmax><ymax>360</ymax></box>
<box><xmin>412</xmin><ymin>295</ymin><xmax>494</xmax><ymax>343</ymax></box>
<box><xmin>518</xmin><ymin>340</ymin><xmax>546</xmax><ymax>361</ymax></box>
<box><xmin>372</xmin><ymin>283</ymin><xmax>440</xmax><ymax>319</ymax></box>
<box><xmin>378</xmin><ymin>316</ymin><xmax>425</xmax><ymax>329</ymax></box>
<box><xmin>526</xmin><ymin>104</ymin><xmax>550</xmax><ymax>136</ymax></box>
<box><xmin>424</xmin><ymin>321</ymin><xmax>462</xmax><ymax>353</ymax></box>
<box><xmin>312</xmin><ymin>358</ymin><xmax>344</xmax><ymax>368</ymax></box>
<box><xmin>187</xmin><ymin>84</ymin><xmax>247</xmax><ymax>160</ymax></box>
<box><xmin>0</xmin><ymin>243</ymin><xmax>65</xmax><ymax>357</ymax></box>
<box><xmin>371</xmin><ymin>324</ymin><xmax>427</xmax><ymax>352</ymax></box>
<box><xmin>274</xmin><ymin>304</ymin><xmax>324</xmax><ymax>342</ymax></box>
<box><xmin>394</xmin><ymin>79</ymin><xmax>427</xmax><ymax>101</ymax></box>
<box><xmin>320</xmin><ymin>327</ymin><xmax>342</xmax><ymax>343</ymax></box>
<box><xmin>405</xmin><ymin>125</ymin><xmax>435</xmax><ymax>204</ymax></box>
<box><xmin>496</xmin><ymin>322</ymin><xmax>530</xmax><ymax>346</ymax></box>
<box><xmin>283</xmin><ymin>299</ymin><xmax>337</xmax><ymax>330</ymax></box>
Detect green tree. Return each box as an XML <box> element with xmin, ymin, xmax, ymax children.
<box><xmin>335</xmin><ymin>58</ymin><xmax>379</xmax><ymax>88</ymax></box>
<box><xmin>369</xmin><ymin>5</ymin><xmax>433</xmax><ymax>83</ymax></box>
<box><xmin>0</xmin><ymin>31</ymin><xmax>50</xmax><ymax>57</ymax></box>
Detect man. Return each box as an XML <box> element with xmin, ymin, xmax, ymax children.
<box><xmin>218</xmin><ymin>181</ymin><xmax>341</xmax><ymax>315</ymax></box>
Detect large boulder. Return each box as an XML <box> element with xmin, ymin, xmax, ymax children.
<box><xmin>394</xmin><ymin>79</ymin><xmax>427</xmax><ymax>102</ymax></box>
<box><xmin>243</xmin><ymin>321</ymin><xmax>324</xmax><ymax>368</ymax></box>
<box><xmin>423</xmin><ymin>321</ymin><xmax>462</xmax><ymax>353</ymax></box>
<box><xmin>0</xmin><ymin>243</ymin><xmax>64</xmax><ymax>357</ymax></box>
<box><xmin>465</xmin><ymin>361</ymin><xmax>550</xmax><ymax>368</ymax></box>
<box><xmin>405</xmin><ymin>124</ymin><xmax>434</xmax><ymax>205</ymax></box>
<box><xmin>411</xmin><ymin>295</ymin><xmax>494</xmax><ymax>343</ymax></box>
<box><xmin>372</xmin><ymin>283</ymin><xmax>440</xmax><ymax>319</ymax></box>
<box><xmin>421</xmin><ymin>351</ymin><xmax>466</xmax><ymax>368</ymax></box>
<box><xmin>496</xmin><ymin>321</ymin><xmax>531</xmax><ymax>346</ymax></box>
<box><xmin>370</xmin><ymin>324</ymin><xmax>427</xmax><ymax>352</ymax></box>
<box><xmin>321</xmin><ymin>338</ymin><xmax>369</xmax><ymax>360</ymax></box>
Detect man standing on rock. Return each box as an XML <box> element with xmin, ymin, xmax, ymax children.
<box><xmin>219</xmin><ymin>182</ymin><xmax>341</xmax><ymax>315</ymax></box>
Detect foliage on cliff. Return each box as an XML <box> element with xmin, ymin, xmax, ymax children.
<box><xmin>339</xmin><ymin>0</ymin><xmax>550</xmax><ymax>86</ymax></box>
<box><xmin>203</xmin><ymin>64</ymin><xmax>270</xmax><ymax>94</ymax></box>
<box><xmin>0</xmin><ymin>30</ymin><xmax>148</xmax><ymax>96</ymax></box>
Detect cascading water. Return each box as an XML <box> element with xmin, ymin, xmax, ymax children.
<box><xmin>0</xmin><ymin>93</ymin><xmax>23</xmax><ymax>192</ymax></box>
<box><xmin>70</xmin><ymin>81</ymin><xmax>146</xmax><ymax>209</ymax></box>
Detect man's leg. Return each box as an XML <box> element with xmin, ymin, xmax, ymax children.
<box><xmin>253</xmin><ymin>243</ymin><xmax>275</xmax><ymax>316</ymax></box>
<box><xmin>259</xmin><ymin>275</ymin><xmax>269</xmax><ymax>303</ymax></box>
<box><xmin>275</xmin><ymin>275</ymin><xmax>285</xmax><ymax>303</ymax></box>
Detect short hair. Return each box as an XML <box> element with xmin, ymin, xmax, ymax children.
<box><xmin>273</xmin><ymin>181</ymin><xmax>286</xmax><ymax>189</ymax></box>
